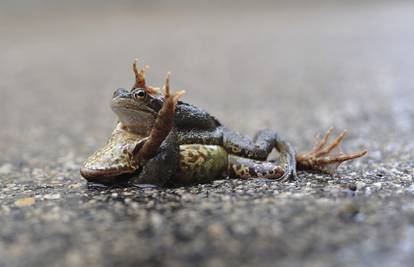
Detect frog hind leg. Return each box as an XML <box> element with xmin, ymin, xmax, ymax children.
<box><xmin>296</xmin><ymin>127</ymin><xmax>367</xmax><ymax>174</ymax></box>
<box><xmin>174</xmin><ymin>144</ymin><xmax>228</xmax><ymax>185</ymax></box>
<box><xmin>222</xmin><ymin>128</ymin><xmax>297</xmax><ymax>181</ymax></box>
<box><xmin>227</xmin><ymin>154</ymin><xmax>286</xmax><ymax>181</ymax></box>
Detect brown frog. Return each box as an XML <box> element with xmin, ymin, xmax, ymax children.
<box><xmin>81</xmin><ymin>60</ymin><xmax>367</xmax><ymax>186</ymax></box>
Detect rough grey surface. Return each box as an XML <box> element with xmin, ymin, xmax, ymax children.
<box><xmin>1</xmin><ymin>2</ymin><xmax>414</xmax><ymax>267</ymax></box>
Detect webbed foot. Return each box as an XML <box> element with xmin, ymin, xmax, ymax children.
<box><xmin>296</xmin><ymin>127</ymin><xmax>367</xmax><ymax>174</ymax></box>
<box><xmin>132</xmin><ymin>58</ymin><xmax>161</xmax><ymax>94</ymax></box>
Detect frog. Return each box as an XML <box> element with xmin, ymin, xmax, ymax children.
<box><xmin>80</xmin><ymin>60</ymin><xmax>367</xmax><ymax>186</ymax></box>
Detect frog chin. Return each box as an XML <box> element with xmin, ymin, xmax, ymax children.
<box><xmin>111</xmin><ymin>106</ymin><xmax>156</xmax><ymax>135</ymax></box>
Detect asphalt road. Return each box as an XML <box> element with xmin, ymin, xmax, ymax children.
<box><xmin>1</xmin><ymin>2</ymin><xmax>414</xmax><ymax>267</ymax></box>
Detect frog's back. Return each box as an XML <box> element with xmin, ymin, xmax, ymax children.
<box><xmin>175</xmin><ymin>101</ymin><xmax>221</xmax><ymax>130</ymax></box>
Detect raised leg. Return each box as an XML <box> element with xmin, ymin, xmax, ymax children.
<box><xmin>296</xmin><ymin>127</ymin><xmax>367</xmax><ymax>174</ymax></box>
<box><xmin>130</xmin><ymin>73</ymin><xmax>184</xmax><ymax>185</ymax></box>
<box><xmin>134</xmin><ymin>72</ymin><xmax>184</xmax><ymax>162</ymax></box>
<box><xmin>222</xmin><ymin>128</ymin><xmax>297</xmax><ymax>180</ymax></box>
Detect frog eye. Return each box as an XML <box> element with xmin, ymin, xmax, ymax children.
<box><xmin>133</xmin><ymin>89</ymin><xmax>147</xmax><ymax>100</ymax></box>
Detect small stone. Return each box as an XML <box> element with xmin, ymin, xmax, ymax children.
<box><xmin>0</xmin><ymin>163</ymin><xmax>13</xmax><ymax>174</ymax></box>
<box><xmin>69</xmin><ymin>183</ymin><xmax>82</xmax><ymax>189</ymax></box>
<box><xmin>1</xmin><ymin>205</ymin><xmax>11</xmax><ymax>214</ymax></box>
<box><xmin>356</xmin><ymin>181</ymin><xmax>366</xmax><ymax>190</ymax></box>
<box><xmin>150</xmin><ymin>213</ymin><xmax>163</xmax><ymax>230</ymax></box>
<box><xmin>208</xmin><ymin>223</ymin><xmax>225</xmax><ymax>237</ymax></box>
<box><xmin>337</xmin><ymin>201</ymin><xmax>360</xmax><ymax>222</ymax></box>
<box><xmin>347</xmin><ymin>183</ymin><xmax>357</xmax><ymax>191</ymax></box>
<box><xmin>373</xmin><ymin>182</ymin><xmax>382</xmax><ymax>190</ymax></box>
<box><xmin>44</xmin><ymin>194</ymin><xmax>61</xmax><ymax>200</ymax></box>
<box><xmin>407</xmin><ymin>185</ymin><xmax>414</xmax><ymax>194</ymax></box>
<box><xmin>15</xmin><ymin>197</ymin><xmax>36</xmax><ymax>207</ymax></box>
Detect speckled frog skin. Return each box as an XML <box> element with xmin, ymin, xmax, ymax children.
<box><xmin>81</xmin><ymin>60</ymin><xmax>367</xmax><ymax>186</ymax></box>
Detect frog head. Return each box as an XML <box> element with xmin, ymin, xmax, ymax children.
<box><xmin>111</xmin><ymin>60</ymin><xmax>163</xmax><ymax>135</ymax></box>
<box><xmin>81</xmin><ymin>60</ymin><xmax>170</xmax><ymax>183</ymax></box>
<box><xmin>111</xmin><ymin>87</ymin><xmax>163</xmax><ymax>135</ymax></box>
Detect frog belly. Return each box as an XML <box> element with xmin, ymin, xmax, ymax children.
<box><xmin>174</xmin><ymin>144</ymin><xmax>228</xmax><ymax>184</ymax></box>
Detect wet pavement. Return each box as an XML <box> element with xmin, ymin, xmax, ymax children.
<box><xmin>1</xmin><ymin>2</ymin><xmax>414</xmax><ymax>267</ymax></box>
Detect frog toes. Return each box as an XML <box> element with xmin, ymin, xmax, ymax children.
<box><xmin>163</xmin><ymin>72</ymin><xmax>185</xmax><ymax>102</ymax></box>
<box><xmin>297</xmin><ymin>128</ymin><xmax>367</xmax><ymax>174</ymax></box>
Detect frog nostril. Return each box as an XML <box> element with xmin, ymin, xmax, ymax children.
<box><xmin>113</xmin><ymin>88</ymin><xmax>128</xmax><ymax>98</ymax></box>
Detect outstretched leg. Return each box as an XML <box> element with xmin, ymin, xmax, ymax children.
<box><xmin>228</xmin><ymin>154</ymin><xmax>286</xmax><ymax>181</ymax></box>
<box><xmin>222</xmin><ymin>128</ymin><xmax>297</xmax><ymax>180</ymax></box>
<box><xmin>296</xmin><ymin>127</ymin><xmax>367</xmax><ymax>174</ymax></box>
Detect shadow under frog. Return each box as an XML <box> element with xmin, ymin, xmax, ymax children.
<box><xmin>81</xmin><ymin>60</ymin><xmax>367</xmax><ymax>186</ymax></box>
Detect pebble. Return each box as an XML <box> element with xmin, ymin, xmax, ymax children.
<box><xmin>69</xmin><ymin>183</ymin><xmax>82</xmax><ymax>189</ymax></box>
<box><xmin>356</xmin><ymin>181</ymin><xmax>366</xmax><ymax>190</ymax></box>
<box><xmin>337</xmin><ymin>201</ymin><xmax>360</xmax><ymax>222</ymax></box>
<box><xmin>0</xmin><ymin>163</ymin><xmax>13</xmax><ymax>174</ymax></box>
<box><xmin>373</xmin><ymin>182</ymin><xmax>383</xmax><ymax>190</ymax></box>
<box><xmin>406</xmin><ymin>185</ymin><xmax>414</xmax><ymax>194</ymax></box>
<box><xmin>43</xmin><ymin>194</ymin><xmax>61</xmax><ymax>200</ymax></box>
<box><xmin>208</xmin><ymin>223</ymin><xmax>225</xmax><ymax>237</ymax></box>
<box><xmin>14</xmin><ymin>197</ymin><xmax>36</xmax><ymax>207</ymax></box>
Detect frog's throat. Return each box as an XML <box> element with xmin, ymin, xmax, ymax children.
<box><xmin>111</xmin><ymin>102</ymin><xmax>157</xmax><ymax>135</ymax></box>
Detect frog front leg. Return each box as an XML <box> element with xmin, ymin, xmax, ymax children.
<box><xmin>131</xmin><ymin>73</ymin><xmax>184</xmax><ymax>185</ymax></box>
<box><xmin>134</xmin><ymin>72</ymin><xmax>184</xmax><ymax>161</ymax></box>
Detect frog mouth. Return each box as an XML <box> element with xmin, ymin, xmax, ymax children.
<box><xmin>111</xmin><ymin>98</ymin><xmax>157</xmax><ymax>115</ymax></box>
<box><xmin>111</xmin><ymin>106</ymin><xmax>156</xmax><ymax>124</ymax></box>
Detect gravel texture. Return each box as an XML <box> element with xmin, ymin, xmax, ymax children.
<box><xmin>1</xmin><ymin>2</ymin><xmax>414</xmax><ymax>267</ymax></box>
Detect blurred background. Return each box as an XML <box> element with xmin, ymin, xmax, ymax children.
<box><xmin>1</xmin><ymin>1</ymin><xmax>414</xmax><ymax>267</ymax></box>
<box><xmin>1</xmin><ymin>0</ymin><xmax>413</xmax><ymax>162</ymax></box>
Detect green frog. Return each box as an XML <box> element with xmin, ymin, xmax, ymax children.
<box><xmin>80</xmin><ymin>60</ymin><xmax>367</xmax><ymax>186</ymax></box>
